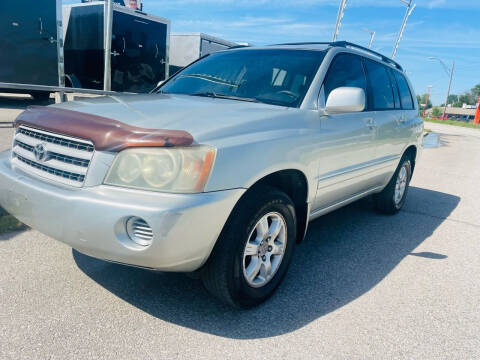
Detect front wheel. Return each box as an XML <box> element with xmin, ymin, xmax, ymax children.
<box><xmin>201</xmin><ymin>186</ymin><xmax>297</xmax><ymax>308</ymax></box>
<box><xmin>374</xmin><ymin>157</ymin><xmax>412</xmax><ymax>214</ymax></box>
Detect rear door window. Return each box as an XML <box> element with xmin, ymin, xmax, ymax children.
<box><xmin>323</xmin><ymin>53</ymin><xmax>367</xmax><ymax>104</ymax></box>
<box><xmin>363</xmin><ymin>59</ymin><xmax>395</xmax><ymax>110</ymax></box>
<box><xmin>393</xmin><ymin>71</ymin><xmax>414</xmax><ymax>109</ymax></box>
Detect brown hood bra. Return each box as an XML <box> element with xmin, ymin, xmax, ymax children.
<box><xmin>13</xmin><ymin>106</ymin><xmax>194</xmax><ymax>152</ymax></box>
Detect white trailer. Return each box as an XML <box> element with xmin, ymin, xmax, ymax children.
<box><xmin>169</xmin><ymin>33</ymin><xmax>238</xmax><ymax>74</ymax></box>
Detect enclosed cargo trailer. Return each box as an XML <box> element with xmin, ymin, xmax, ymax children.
<box><xmin>169</xmin><ymin>33</ymin><xmax>237</xmax><ymax>74</ymax></box>
<box><xmin>0</xmin><ymin>0</ymin><xmax>63</xmax><ymax>100</ymax></box>
<box><xmin>63</xmin><ymin>1</ymin><xmax>169</xmax><ymax>93</ymax></box>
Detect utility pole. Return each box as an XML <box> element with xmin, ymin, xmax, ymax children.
<box><xmin>423</xmin><ymin>85</ymin><xmax>433</xmax><ymax>117</ymax></box>
<box><xmin>333</xmin><ymin>0</ymin><xmax>348</xmax><ymax>42</ymax></box>
<box><xmin>429</xmin><ymin>57</ymin><xmax>454</xmax><ymax>120</ymax></box>
<box><xmin>363</xmin><ymin>28</ymin><xmax>375</xmax><ymax>49</ymax></box>
<box><xmin>103</xmin><ymin>0</ymin><xmax>113</xmax><ymax>91</ymax></box>
<box><xmin>392</xmin><ymin>0</ymin><xmax>416</xmax><ymax>59</ymax></box>
<box><xmin>443</xmin><ymin>61</ymin><xmax>454</xmax><ymax>120</ymax></box>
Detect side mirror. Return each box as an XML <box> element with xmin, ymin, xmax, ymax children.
<box><xmin>325</xmin><ymin>87</ymin><xmax>365</xmax><ymax>113</ymax></box>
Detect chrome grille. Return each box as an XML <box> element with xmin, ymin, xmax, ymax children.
<box><xmin>15</xmin><ymin>154</ymin><xmax>86</xmax><ymax>183</ymax></box>
<box><xmin>17</xmin><ymin>127</ymin><xmax>94</xmax><ymax>152</ymax></box>
<box><xmin>11</xmin><ymin>126</ymin><xmax>94</xmax><ymax>187</ymax></box>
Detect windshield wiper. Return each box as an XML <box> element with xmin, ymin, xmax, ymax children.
<box><xmin>178</xmin><ymin>74</ymin><xmax>239</xmax><ymax>87</ymax></box>
<box><xmin>191</xmin><ymin>92</ymin><xmax>259</xmax><ymax>103</ymax></box>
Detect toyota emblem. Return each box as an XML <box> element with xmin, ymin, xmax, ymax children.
<box><xmin>33</xmin><ymin>143</ymin><xmax>48</xmax><ymax>162</ymax></box>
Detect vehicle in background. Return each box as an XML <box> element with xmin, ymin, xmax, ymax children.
<box><xmin>63</xmin><ymin>2</ymin><xmax>170</xmax><ymax>93</ymax></box>
<box><xmin>0</xmin><ymin>0</ymin><xmax>61</xmax><ymax>100</ymax></box>
<box><xmin>169</xmin><ymin>33</ymin><xmax>238</xmax><ymax>75</ymax></box>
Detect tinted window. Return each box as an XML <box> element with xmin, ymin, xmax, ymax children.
<box><xmin>393</xmin><ymin>71</ymin><xmax>414</xmax><ymax>109</ymax></box>
<box><xmin>389</xmin><ymin>69</ymin><xmax>402</xmax><ymax>109</ymax></box>
<box><xmin>160</xmin><ymin>49</ymin><xmax>326</xmax><ymax>108</ymax></box>
<box><xmin>364</xmin><ymin>60</ymin><xmax>395</xmax><ymax>110</ymax></box>
<box><xmin>323</xmin><ymin>54</ymin><xmax>367</xmax><ymax>102</ymax></box>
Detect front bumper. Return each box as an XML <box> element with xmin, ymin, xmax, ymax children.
<box><xmin>0</xmin><ymin>150</ymin><xmax>245</xmax><ymax>271</ymax></box>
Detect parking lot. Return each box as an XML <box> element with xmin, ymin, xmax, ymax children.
<box><xmin>0</xmin><ymin>96</ymin><xmax>479</xmax><ymax>359</ymax></box>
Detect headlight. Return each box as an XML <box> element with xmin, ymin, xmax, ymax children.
<box><xmin>104</xmin><ymin>146</ymin><xmax>216</xmax><ymax>193</ymax></box>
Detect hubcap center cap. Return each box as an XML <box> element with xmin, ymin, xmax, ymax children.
<box><xmin>258</xmin><ymin>240</ymin><xmax>269</xmax><ymax>257</ymax></box>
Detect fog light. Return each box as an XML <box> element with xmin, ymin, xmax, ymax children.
<box><xmin>126</xmin><ymin>217</ymin><xmax>153</xmax><ymax>247</ymax></box>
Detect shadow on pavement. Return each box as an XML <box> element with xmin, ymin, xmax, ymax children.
<box><xmin>0</xmin><ymin>228</ymin><xmax>28</xmax><ymax>241</ymax></box>
<box><xmin>73</xmin><ymin>186</ymin><xmax>459</xmax><ymax>339</ymax></box>
<box><xmin>409</xmin><ymin>252</ymin><xmax>447</xmax><ymax>259</ymax></box>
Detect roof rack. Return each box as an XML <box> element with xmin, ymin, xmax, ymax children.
<box><xmin>272</xmin><ymin>41</ymin><xmax>403</xmax><ymax>71</ymax></box>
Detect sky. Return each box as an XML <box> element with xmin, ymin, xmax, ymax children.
<box><xmin>67</xmin><ymin>0</ymin><xmax>480</xmax><ymax>105</ymax></box>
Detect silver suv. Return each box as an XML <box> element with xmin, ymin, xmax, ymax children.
<box><xmin>0</xmin><ymin>42</ymin><xmax>423</xmax><ymax>308</ymax></box>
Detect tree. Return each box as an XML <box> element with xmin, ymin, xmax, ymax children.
<box><xmin>432</xmin><ymin>107</ymin><xmax>442</xmax><ymax>117</ymax></box>
<box><xmin>417</xmin><ymin>93</ymin><xmax>432</xmax><ymax>109</ymax></box>
<box><xmin>459</xmin><ymin>93</ymin><xmax>475</xmax><ymax>106</ymax></box>
<box><xmin>441</xmin><ymin>85</ymin><xmax>480</xmax><ymax>108</ymax></box>
<box><xmin>472</xmin><ymin>84</ymin><xmax>480</xmax><ymax>101</ymax></box>
<box><xmin>447</xmin><ymin>94</ymin><xmax>459</xmax><ymax>105</ymax></box>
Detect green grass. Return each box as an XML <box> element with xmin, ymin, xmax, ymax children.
<box><xmin>424</xmin><ymin>118</ymin><xmax>480</xmax><ymax>129</ymax></box>
<box><xmin>0</xmin><ymin>215</ymin><xmax>26</xmax><ymax>234</ymax></box>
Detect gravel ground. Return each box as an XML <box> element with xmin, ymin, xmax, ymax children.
<box><xmin>0</xmin><ymin>100</ymin><xmax>479</xmax><ymax>359</ymax></box>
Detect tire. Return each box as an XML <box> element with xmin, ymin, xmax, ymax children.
<box><xmin>30</xmin><ymin>91</ymin><xmax>51</xmax><ymax>102</ymax></box>
<box><xmin>374</xmin><ymin>156</ymin><xmax>412</xmax><ymax>214</ymax></box>
<box><xmin>201</xmin><ymin>186</ymin><xmax>297</xmax><ymax>308</ymax></box>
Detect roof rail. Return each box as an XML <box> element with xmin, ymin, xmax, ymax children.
<box><xmin>332</xmin><ymin>41</ymin><xmax>403</xmax><ymax>71</ymax></box>
<box><xmin>271</xmin><ymin>41</ymin><xmax>403</xmax><ymax>71</ymax></box>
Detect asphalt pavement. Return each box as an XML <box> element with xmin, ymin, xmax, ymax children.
<box><xmin>0</xmin><ymin>98</ymin><xmax>479</xmax><ymax>359</ymax></box>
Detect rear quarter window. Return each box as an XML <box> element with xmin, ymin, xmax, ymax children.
<box><xmin>393</xmin><ymin>71</ymin><xmax>415</xmax><ymax>110</ymax></box>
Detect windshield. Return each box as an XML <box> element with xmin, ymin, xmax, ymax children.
<box><xmin>158</xmin><ymin>49</ymin><xmax>326</xmax><ymax>108</ymax></box>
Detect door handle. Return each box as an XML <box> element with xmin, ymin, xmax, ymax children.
<box><xmin>365</xmin><ymin>118</ymin><xmax>376</xmax><ymax>130</ymax></box>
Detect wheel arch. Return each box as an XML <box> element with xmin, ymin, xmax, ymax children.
<box><xmin>243</xmin><ymin>169</ymin><xmax>310</xmax><ymax>243</ymax></box>
<box><xmin>403</xmin><ymin>145</ymin><xmax>417</xmax><ymax>173</ymax></box>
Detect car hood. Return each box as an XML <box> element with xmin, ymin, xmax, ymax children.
<box><xmin>51</xmin><ymin>93</ymin><xmax>295</xmax><ymax>144</ymax></box>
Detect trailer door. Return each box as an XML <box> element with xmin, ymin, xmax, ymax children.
<box><xmin>111</xmin><ymin>11</ymin><xmax>167</xmax><ymax>92</ymax></box>
<box><xmin>0</xmin><ymin>0</ymin><xmax>58</xmax><ymax>86</ymax></box>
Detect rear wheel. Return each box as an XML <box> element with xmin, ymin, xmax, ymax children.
<box><xmin>374</xmin><ymin>156</ymin><xmax>412</xmax><ymax>214</ymax></box>
<box><xmin>201</xmin><ymin>186</ymin><xmax>297</xmax><ymax>308</ymax></box>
